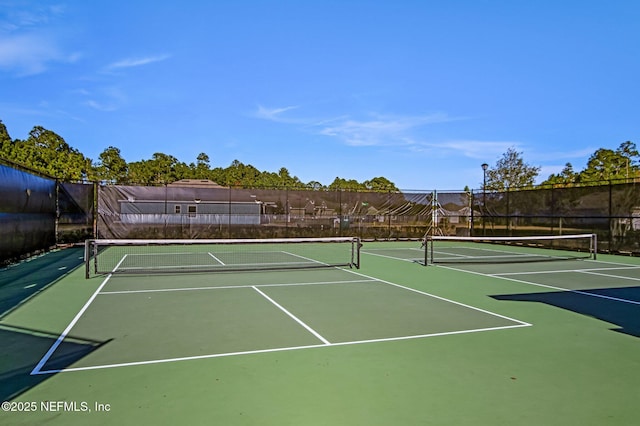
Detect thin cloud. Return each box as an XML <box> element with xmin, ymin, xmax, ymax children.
<box><xmin>531</xmin><ymin>147</ymin><xmax>599</xmax><ymax>182</ymax></box>
<box><xmin>255</xmin><ymin>105</ymin><xmax>350</xmax><ymax>129</ymax></box>
<box><xmin>318</xmin><ymin>113</ymin><xmax>459</xmax><ymax>147</ymax></box>
<box><xmin>0</xmin><ymin>3</ymin><xmax>65</xmax><ymax>32</ymax></box>
<box><xmin>529</xmin><ymin>147</ymin><xmax>596</xmax><ymax>162</ymax></box>
<box><xmin>255</xmin><ymin>104</ymin><xmax>300</xmax><ymax>122</ymax></box>
<box><xmin>85</xmin><ymin>100</ymin><xmax>118</xmax><ymax>112</ymax></box>
<box><xmin>256</xmin><ymin>106</ymin><xmax>520</xmax><ymax>161</ymax></box>
<box><xmin>0</xmin><ymin>102</ymin><xmax>50</xmax><ymax>117</ymax></box>
<box><xmin>432</xmin><ymin>140</ymin><xmax>520</xmax><ymax>160</ymax></box>
<box><xmin>84</xmin><ymin>86</ymin><xmax>127</xmax><ymax>112</ymax></box>
<box><xmin>106</xmin><ymin>54</ymin><xmax>171</xmax><ymax>70</ymax></box>
<box><xmin>0</xmin><ymin>33</ymin><xmax>60</xmax><ymax>75</ymax></box>
<box><xmin>251</xmin><ymin>106</ymin><xmax>518</xmax><ymax>162</ymax></box>
<box><xmin>0</xmin><ymin>101</ymin><xmax>84</xmax><ymax>122</ymax></box>
<box><xmin>0</xmin><ymin>4</ymin><xmax>73</xmax><ymax>75</ymax></box>
<box><xmin>426</xmin><ymin>142</ymin><xmax>595</xmax><ymax>172</ymax></box>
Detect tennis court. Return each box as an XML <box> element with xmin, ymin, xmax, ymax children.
<box><xmin>1</xmin><ymin>237</ymin><xmax>639</xmax><ymax>425</ymax></box>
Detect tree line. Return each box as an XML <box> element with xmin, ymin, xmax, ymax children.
<box><xmin>1</xmin><ymin>119</ymin><xmax>637</xmax><ymax>191</ymax></box>
<box><xmin>482</xmin><ymin>143</ymin><xmax>640</xmax><ymax>191</ymax></box>
<box><xmin>0</xmin><ymin>120</ymin><xmax>397</xmax><ymax>191</ymax></box>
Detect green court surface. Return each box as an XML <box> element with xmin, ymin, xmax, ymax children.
<box><xmin>1</xmin><ymin>240</ymin><xmax>639</xmax><ymax>425</ymax></box>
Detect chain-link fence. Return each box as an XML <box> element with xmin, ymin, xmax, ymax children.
<box><xmin>97</xmin><ymin>184</ymin><xmax>452</xmax><ymax>240</ymax></box>
<box><xmin>4</xmin><ymin>158</ymin><xmax>640</xmax><ymax>263</ymax></box>
<box><xmin>471</xmin><ymin>182</ymin><xmax>640</xmax><ymax>253</ymax></box>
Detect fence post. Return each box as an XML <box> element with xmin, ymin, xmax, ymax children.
<box><xmin>550</xmin><ymin>185</ymin><xmax>555</xmax><ymax>235</ymax></box>
<box><xmin>608</xmin><ymin>180</ymin><xmax>613</xmax><ymax>252</ymax></box>
<box><xmin>470</xmin><ymin>190</ymin><xmax>475</xmax><ymax>236</ymax></box>
<box><xmin>388</xmin><ymin>190</ymin><xmax>392</xmax><ymax>240</ymax></box>
<box><xmin>92</xmin><ymin>182</ymin><xmax>98</xmax><ymax>239</ymax></box>
<box><xmin>54</xmin><ymin>179</ymin><xmax>60</xmax><ymax>245</ymax></box>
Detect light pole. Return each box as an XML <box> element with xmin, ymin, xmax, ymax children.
<box><xmin>481</xmin><ymin>163</ymin><xmax>488</xmax><ymax>236</ymax></box>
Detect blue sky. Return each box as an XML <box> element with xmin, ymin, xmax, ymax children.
<box><xmin>1</xmin><ymin>1</ymin><xmax>638</xmax><ymax>190</ymax></box>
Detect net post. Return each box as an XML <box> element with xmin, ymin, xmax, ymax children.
<box><xmin>92</xmin><ymin>239</ymin><xmax>98</xmax><ymax>276</ymax></box>
<box><xmin>422</xmin><ymin>237</ymin><xmax>427</xmax><ymax>266</ymax></box>
<box><xmin>84</xmin><ymin>239</ymin><xmax>90</xmax><ymax>279</ymax></box>
<box><xmin>423</xmin><ymin>236</ymin><xmax>432</xmax><ymax>266</ymax></box>
<box><xmin>429</xmin><ymin>236</ymin><xmax>434</xmax><ymax>265</ymax></box>
<box><xmin>592</xmin><ymin>233</ymin><xmax>597</xmax><ymax>260</ymax></box>
<box><xmin>354</xmin><ymin>237</ymin><xmax>362</xmax><ymax>269</ymax></box>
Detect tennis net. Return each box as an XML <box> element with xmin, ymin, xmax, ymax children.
<box><xmin>85</xmin><ymin>237</ymin><xmax>361</xmax><ymax>277</ymax></box>
<box><xmin>423</xmin><ymin>233</ymin><xmax>597</xmax><ymax>265</ymax></box>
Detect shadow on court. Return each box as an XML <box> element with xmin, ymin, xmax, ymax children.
<box><xmin>492</xmin><ymin>286</ymin><xmax>640</xmax><ymax>338</ymax></box>
<box><xmin>0</xmin><ymin>246</ymin><xmax>85</xmax><ymax>318</ymax></box>
<box><xmin>0</xmin><ymin>324</ymin><xmax>109</xmax><ymax>401</ymax></box>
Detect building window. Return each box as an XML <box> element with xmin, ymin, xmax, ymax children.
<box><xmin>188</xmin><ymin>205</ymin><xmax>197</xmax><ymax>217</ymax></box>
<box><xmin>174</xmin><ymin>205</ymin><xmax>181</xmax><ymax>214</ymax></box>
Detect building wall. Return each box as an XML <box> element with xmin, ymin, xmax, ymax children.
<box><xmin>117</xmin><ymin>201</ymin><xmax>261</xmax><ymax>225</ymax></box>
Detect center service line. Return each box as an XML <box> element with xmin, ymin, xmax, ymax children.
<box><xmin>251</xmin><ymin>285</ymin><xmax>331</xmax><ymax>345</ymax></box>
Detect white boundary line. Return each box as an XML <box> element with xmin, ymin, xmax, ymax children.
<box><xmin>282</xmin><ymin>251</ymin><xmax>328</xmax><ymax>266</ymax></box>
<box><xmin>364</xmin><ymin>247</ymin><xmax>423</xmax><ymax>252</ymax></box>
<box><xmin>494</xmin><ymin>264</ymin><xmax>640</xmax><ymax>276</ymax></box>
<box><xmin>252</xmin><ymin>286</ymin><xmax>331</xmax><ymax>345</ymax></box>
<box><xmin>578</xmin><ymin>269</ymin><xmax>640</xmax><ymax>283</ymax></box>
<box><xmin>207</xmin><ymin>252</ymin><xmax>225</xmax><ymax>265</ymax></box>
<box><xmin>99</xmin><ymin>279</ymin><xmax>377</xmax><ymax>295</ymax></box>
<box><xmin>438</xmin><ymin>261</ymin><xmax>640</xmax><ymax>306</ymax></box>
<box><xmin>32</xmin><ymin>266</ymin><xmax>531</xmax><ymax>375</ymax></box>
<box><xmin>30</xmin><ymin>271</ymin><xmax>118</xmax><ymax>375</ymax></box>
<box><xmin>341</xmin><ymin>268</ymin><xmax>531</xmax><ymax>326</ymax></box>
<box><xmin>108</xmin><ymin>251</ymin><xmax>334</xmax><ymax>273</ymax></box>
<box><xmin>584</xmin><ymin>258</ymin><xmax>640</xmax><ymax>267</ymax></box>
<box><xmin>124</xmin><ymin>252</ymin><xmax>216</xmax><ymax>256</ymax></box>
<box><xmin>362</xmin><ymin>251</ymin><xmax>421</xmax><ymax>263</ymax></box>
<box><xmin>33</xmin><ymin>324</ymin><xmax>527</xmax><ymax>375</ymax></box>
